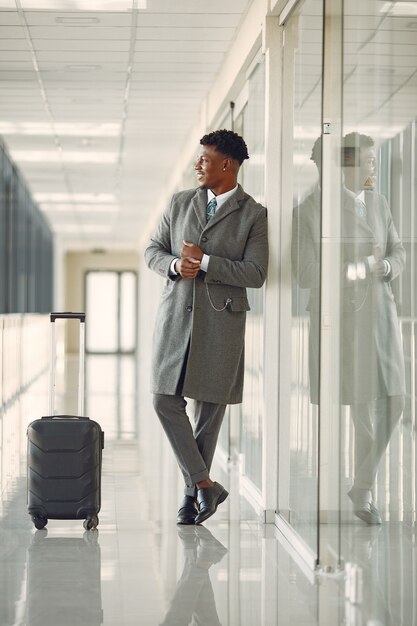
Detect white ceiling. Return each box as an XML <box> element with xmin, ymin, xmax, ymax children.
<box><xmin>0</xmin><ymin>0</ymin><xmax>251</xmax><ymax>247</ymax></box>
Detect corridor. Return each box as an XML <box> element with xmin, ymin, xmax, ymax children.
<box><xmin>1</xmin><ymin>352</ymin><xmax>416</xmax><ymax>626</ymax></box>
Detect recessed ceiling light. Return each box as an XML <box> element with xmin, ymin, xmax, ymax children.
<box><xmin>0</xmin><ymin>121</ymin><xmax>120</xmax><ymax>137</ymax></box>
<box><xmin>19</xmin><ymin>0</ymin><xmax>145</xmax><ymax>10</ymax></box>
<box><xmin>12</xmin><ymin>151</ymin><xmax>117</xmax><ymax>164</ymax></box>
<box><xmin>34</xmin><ymin>193</ymin><xmax>117</xmax><ymax>202</ymax></box>
<box><xmin>65</xmin><ymin>65</ymin><xmax>102</xmax><ymax>72</ymax></box>
<box><xmin>53</xmin><ymin>224</ymin><xmax>112</xmax><ymax>234</ymax></box>
<box><xmin>71</xmin><ymin>98</ymin><xmax>104</xmax><ymax>104</ymax></box>
<box><xmin>381</xmin><ymin>1</ymin><xmax>417</xmax><ymax>16</ymax></box>
<box><xmin>39</xmin><ymin>203</ymin><xmax>119</xmax><ymax>212</ymax></box>
<box><xmin>82</xmin><ymin>225</ymin><xmax>113</xmax><ymax>233</ymax></box>
<box><xmin>365</xmin><ymin>66</ymin><xmax>395</xmax><ymax>75</ymax></box>
<box><xmin>55</xmin><ymin>16</ymin><xmax>99</xmax><ymax>25</ymax></box>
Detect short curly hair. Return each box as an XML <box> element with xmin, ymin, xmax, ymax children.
<box><xmin>343</xmin><ymin>132</ymin><xmax>374</xmax><ymax>150</ymax></box>
<box><xmin>200</xmin><ymin>129</ymin><xmax>249</xmax><ymax>164</ymax></box>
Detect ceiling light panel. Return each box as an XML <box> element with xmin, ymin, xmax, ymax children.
<box><xmin>0</xmin><ymin>121</ymin><xmax>120</xmax><ymax>136</ymax></box>
<box><xmin>138</xmin><ymin>12</ymin><xmax>242</xmax><ymax>28</ymax></box>
<box><xmin>144</xmin><ymin>0</ymin><xmax>248</xmax><ymax>13</ymax></box>
<box><xmin>19</xmin><ymin>0</ymin><xmax>144</xmax><ymax>9</ymax></box>
<box><xmin>39</xmin><ymin>203</ymin><xmax>119</xmax><ymax>212</ymax></box>
<box><xmin>381</xmin><ymin>2</ymin><xmax>417</xmax><ymax>16</ymax></box>
<box><xmin>28</xmin><ymin>25</ymin><xmax>131</xmax><ymax>40</ymax></box>
<box><xmin>134</xmin><ymin>39</ymin><xmax>229</xmax><ymax>53</ymax></box>
<box><xmin>11</xmin><ymin>150</ymin><xmax>118</xmax><ymax>163</ymax></box>
<box><xmin>23</xmin><ymin>12</ymin><xmax>131</xmax><ymax>26</ymax></box>
<box><xmin>135</xmin><ymin>26</ymin><xmax>235</xmax><ymax>41</ymax></box>
<box><xmin>34</xmin><ymin>193</ymin><xmax>117</xmax><ymax>202</ymax></box>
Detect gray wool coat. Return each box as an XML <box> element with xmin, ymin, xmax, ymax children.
<box><xmin>144</xmin><ymin>184</ymin><xmax>269</xmax><ymax>405</ymax></box>
<box><xmin>292</xmin><ymin>186</ymin><xmax>406</xmax><ymax>405</ymax></box>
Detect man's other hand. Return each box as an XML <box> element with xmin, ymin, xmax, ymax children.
<box><xmin>373</xmin><ymin>259</ymin><xmax>389</xmax><ymax>278</ymax></box>
<box><xmin>175</xmin><ymin>257</ymin><xmax>201</xmax><ymax>280</ymax></box>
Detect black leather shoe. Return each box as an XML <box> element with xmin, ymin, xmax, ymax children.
<box><xmin>195</xmin><ymin>482</ymin><xmax>228</xmax><ymax>525</ymax></box>
<box><xmin>177</xmin><ymin>495</ymin><xmax>198</xmax><ymax>525</ymax></box>
<box><xmin>348</xmin><ymin>487</ymin><xmax>382</xmax><ymax>525</ymax></box>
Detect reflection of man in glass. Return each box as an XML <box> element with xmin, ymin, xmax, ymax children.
<box><xmin>292</xmin><ymin>133</ymin><xmax>406</xmax><ymax>525</ymax></box>
<box><xmin>160</xmin><ymin>526</ymin><xmax>227</xmax><ymax>625</ymax></box>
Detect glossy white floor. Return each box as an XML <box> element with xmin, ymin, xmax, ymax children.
<box><xmin>1</xmin><ymin>354</ymin><xmax>416</xmax><ymax>626</ymax></box>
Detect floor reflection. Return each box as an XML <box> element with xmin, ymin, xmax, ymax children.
<box><xmin>342</xmin><ymin>523</ymin><xmax>417</xmax><ymax>626</ymax></box>
<box><xmin>25</xmin><ymin>530</ymin><xmax>102</xmax><ymax>626</ymax></box>
<box><xmin>160</xmin><ymin>526</ymin><xmax>227</xmax><ymax>626</ymax></box>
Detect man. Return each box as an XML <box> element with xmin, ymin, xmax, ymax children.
<box><xmin>145</xmin><ymin>129</ymin><xmax>268</xmax><ymax>525</ymax></box>
<box><xmin>292</xmin><ymin>133</ymin><xmax>405</xmax><ymax>524</ymax></box>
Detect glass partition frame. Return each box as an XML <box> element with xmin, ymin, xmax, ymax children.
<box><xmin>277</xmin><ymin>0</ymin><xmax>325</xmax><ymax>566</ymax></box>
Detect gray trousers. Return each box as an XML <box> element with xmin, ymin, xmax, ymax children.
<box><xmin>351</xmin><ymin>395</ymin><xmax>404</xmax><ymax>490</ymax></box>
<box><xmin>153</xmin><ymin>394</ymin><xmax>226</xmax><ymax>497</ymax></box>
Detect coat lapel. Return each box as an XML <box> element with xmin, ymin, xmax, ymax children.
<box><xmin>191</xmin><ymin>188</ymin><xmax>209</xmax><ymax>230</ymax></box>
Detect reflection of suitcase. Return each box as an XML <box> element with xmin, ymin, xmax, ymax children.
<box><xmin>27</xmin><ymin>312</ymin><xmax>104</xmax><ymax>531</ymax></box>
<box><xmin>26</xmin><ymin>532</ymin><xmax>103</xmax><ymax>626</ymax></box>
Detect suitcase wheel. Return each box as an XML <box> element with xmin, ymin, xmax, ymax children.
<box><xmin>83</xmin><ymin>515</ymin><xmax>99</xmax><ymax>531</ymax></box>
<box><xmin>31</xmin><ymin>514</ymin><xmax>48</xmax><ymax>530</ymax></box>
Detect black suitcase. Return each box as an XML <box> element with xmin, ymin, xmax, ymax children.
<box><xmin>27</xmin><ymin>312</ymin><xmax>104</xmax><ymax>531</ymax></box>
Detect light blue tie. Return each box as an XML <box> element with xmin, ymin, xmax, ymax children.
<box><xmin>206</xmin><ymin>197</ymin><xmax>217</xmax><ymax>222</ymax></box>
<box><xmin>355</xmin><ymin>197</ymin><xmax>367</xmax><ymax>221</ymax></box>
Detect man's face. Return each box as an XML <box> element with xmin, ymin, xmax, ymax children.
<box><xmin>194</xmin><ymin>144</ymin><xmax>227</xmax><ymax>190</ymax></box>
<box><xmin>343</xmin><ymin>145</ymin><xmax>376</xmax><ymax>188</ymax></box>
<box><xmin>359</xmin><ymin>147</ymin><xmax>376</xmax><ymax>188</ymax></box>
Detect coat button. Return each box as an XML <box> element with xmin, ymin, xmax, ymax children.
<box><xmin>186</xmin><ymin>305</ymin><xmax>193</xmax><ymax>312</ymax></box>
<box><xmin>201</xmin><ymin>236</ymin><xmax>208</xmax><ymax>242</ymax></box>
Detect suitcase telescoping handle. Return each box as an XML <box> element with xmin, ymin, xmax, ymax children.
<box><xmin>50</xmin><ymin>312</ymin><xmax>86</xmax><ymax>323</ymax></box>
<box><xmin>49</xmin><ymin>312</ymin><xmax>86</xmax><ymax>416</ymax></box>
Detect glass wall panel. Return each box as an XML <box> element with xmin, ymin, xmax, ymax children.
<box><xmin>0</xmin><ymin>140</ymin><xmax>53</xmax><ymax>314</ymax></box>
<box><xmin>0</xmin><ymin>149</ymin><xmax>6</xmax><ymax>314</ymax></box>
<box><xmin>340</xmin><ymin>1</ymin><xmax>417</xmax><ymax>542</ymax></box>
<box><xmin>280</xmin><ymin>0</ymin><xmax>323</xmax><ymax>555</ymax></box>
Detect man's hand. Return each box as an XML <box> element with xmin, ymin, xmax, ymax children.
<box><xmin>175</xmin><ymin>257</ymin><xmax>201</xmax><ymax>280</ymax></box>
<box><xmin>373</xmin><ymin>259</ymin><xmax>388</xmax><ymax>278</ymax></box>
<box><xmin>181</xmin><ymin>240</ymin><xmax>203</xmax><ymax>261</ymax></box>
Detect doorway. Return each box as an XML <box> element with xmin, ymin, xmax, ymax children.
<box><xmin>84</xmin><ymin>270</ymin><xmax>137</xmax><ymax>354</ymax></box>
